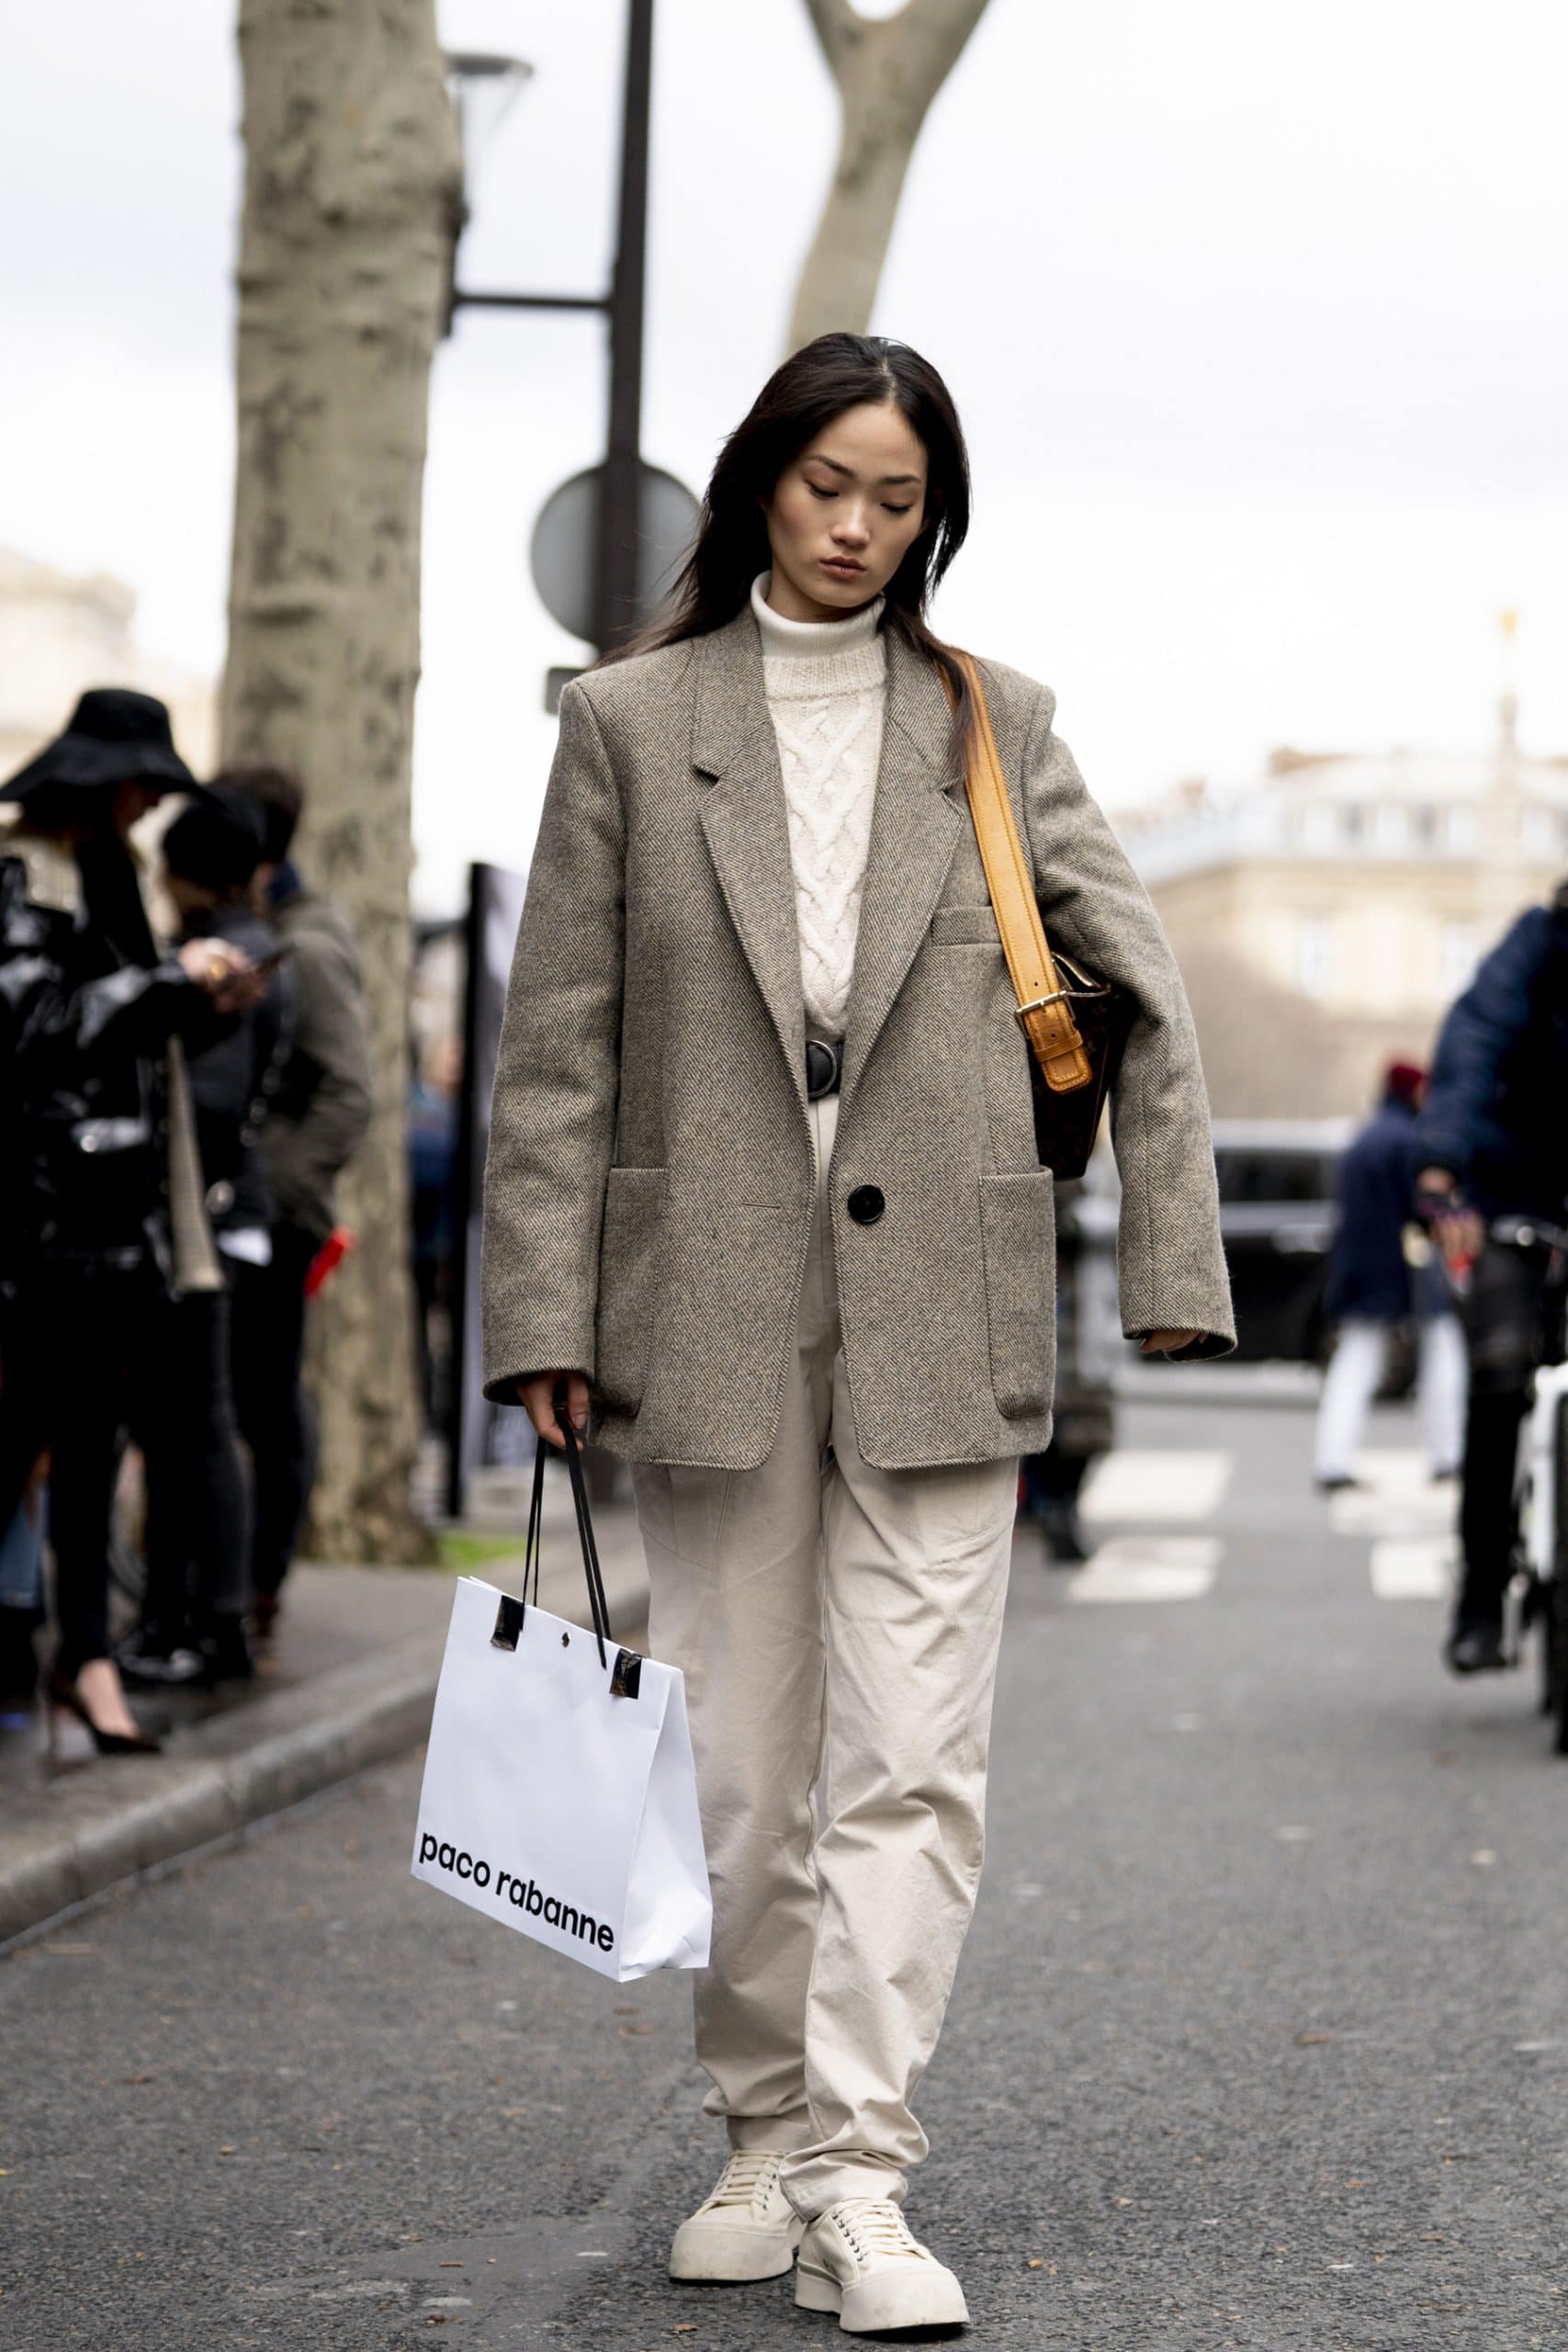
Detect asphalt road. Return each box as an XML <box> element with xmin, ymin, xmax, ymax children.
<box><xmin>5</xmin><ymin>1391</ymin><xmax>1565</xmax><ymax>2352</ymax></box>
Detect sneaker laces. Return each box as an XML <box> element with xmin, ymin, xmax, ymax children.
<box><xmin>706</xmin><ymin>2151</ymin><xmax>784</xmax><ymax>2211</ymax></box>
<box><xmin>835</xmin><ymin>2199</ymin><xmax>926</xmax><ymax>2265</ymax></box>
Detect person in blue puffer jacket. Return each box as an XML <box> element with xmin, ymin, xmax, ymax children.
<box><xmin>1416</xmin><ymin>881</ymin><xmax>1568</xmax><ymax>1673</ymax></box>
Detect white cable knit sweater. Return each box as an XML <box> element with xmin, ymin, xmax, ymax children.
<box><xmin>750</xmin><ymin>570</ymin><xmax>886</xmax><ymax>1038</ymax></box>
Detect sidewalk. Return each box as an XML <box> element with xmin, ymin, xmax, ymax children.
<box><xmin>0</xmin><ymin>1469</ymin><xmax>649</xmax><ymax>1948</ymax></box>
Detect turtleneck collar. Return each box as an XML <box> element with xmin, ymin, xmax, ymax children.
<box><xmin>750</xmin><ymin>571</ymin><xmax>886</xmax><ymax>701</ymax></box>
<box><xmin>750</xmin><ymin>571</ymin><xmax>885</xmax><ymax>660</ymax></box>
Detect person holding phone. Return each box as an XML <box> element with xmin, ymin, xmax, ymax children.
<box><xmin>118</xmin><ymin>790</ymin><xmax>297</xmax><ymax>1688</ymax></box>
<box><xmin>0</xmin><ymin>692</ymin><xmax>265</xmax><ymax>1751</ymax></box>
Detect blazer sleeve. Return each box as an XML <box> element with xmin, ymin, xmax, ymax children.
<box><xmin>481</xmin><ymin>681</ymin><xmax>626</xmax><ymax>1402</ymax></box>
<box><xmin>1016</xmin><ymin>681</ymin><xmax>1236</xmax><ymax>1357</ymax></box>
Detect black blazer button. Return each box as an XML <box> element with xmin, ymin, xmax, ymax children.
<box><xmin>846</xmin><ymin>1184</ymin><xmax>886</xmax><ymax>1227</ymax></box>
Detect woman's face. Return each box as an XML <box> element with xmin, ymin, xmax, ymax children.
<box><xmin>762</xmin><ymin>400</ymin><xmax>929</xmax><ymax>624</ymax></box>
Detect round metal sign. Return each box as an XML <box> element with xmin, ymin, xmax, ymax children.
<box><xmin>530</xmin><ymin>462</ymin><xmax>701</xmax><ymax>643</ymax></box>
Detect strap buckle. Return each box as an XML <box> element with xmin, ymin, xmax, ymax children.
<box><xmin>1014</xmin><ymin>991</ymin><xmax>1071</xmax><ymax>1026</ymax></box>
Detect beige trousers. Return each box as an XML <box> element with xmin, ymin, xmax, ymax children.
<box><xmin>633</xmin><ymin>1093</ymin><xmax>1019</xmax><ymax>2217</ymax></box>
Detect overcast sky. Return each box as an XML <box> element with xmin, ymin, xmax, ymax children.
<box><xmin>4</xmin><ymin>0</ymin><xmax>1566</xmax><ymax>910</ymax></box>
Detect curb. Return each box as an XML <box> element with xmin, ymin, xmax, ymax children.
<box><xmin>0</xmin><ymin>1632</ymin><xmax>446</xmax><ymax>1949</ymax></box>
<box><xmin>0</xmin><ymin>1555</ymin><xmax>649</xmax><ymax>1951</ymax></box>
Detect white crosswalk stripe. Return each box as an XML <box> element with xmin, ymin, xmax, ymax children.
<box><xmin>1046</xmin><ymin>1449</ymin><xmax>1232</xmax><ymax>1605</ymax></box>
<box><xmin>1050</xmin><ymin>1443</ymin><xmax>1455</xmax><ymax>1604</ymax></box>
<box><xmin>1370</xmin><ymin>1538</ymin><xmax>1455</xmax><ymax>1600</ymax></box>
<box><xmin>1066</xmin><ymin>1536</ymin><xmax>1222</xmax><ymax>1604</ymax></box>
<box><xmin>1080</xmin><ymin>1450</ymin><xmax>1234</xmax><ymax>1524</ymax></box>
<box><xmin>1328</xmin><ymin>1453</ymin><xmax>1458</xmax><ymax>1600</ymax></box>
<box><xmin>1328</xmin><ymin>1451</ymin><xmax>1455</xmax><ymax>1540</ymax></box>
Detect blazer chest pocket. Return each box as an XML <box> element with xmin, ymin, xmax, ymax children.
<box><xmin>931</xmin><ymin>904</ymin><xmax>1001</xmax><ymax>945</ymax></box>
<box><xmin>978</xmin><ymin>1170</ymin><xmax>1056</xmax><ymax>1419</ymax></box>
<box><xmin>594</xmin><ymin>1166</ymin><xmax>667</xmax><ymax>1415</ymax></box>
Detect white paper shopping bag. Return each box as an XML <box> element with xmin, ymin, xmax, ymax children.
<box><xmin>411</xmin><ymin>1435</ymin><xmax>710</xmax><ymax>1981</ymax></box>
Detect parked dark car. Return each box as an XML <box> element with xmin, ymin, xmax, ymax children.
<box><xmin>1210</xmin><ymin>1120</ymin><xmax>1350</xmax><ymax>1362</ymax></box>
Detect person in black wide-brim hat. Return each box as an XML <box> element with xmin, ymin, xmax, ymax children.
<box><xmin>0</xmin><ymin>689</ymin><xmax>266</xmax><ymax>1754</ymax></box>
<box><xmin>0</xmin><ymin>685</ymin><xmax>205</xmax><ymax>805</ymax></box>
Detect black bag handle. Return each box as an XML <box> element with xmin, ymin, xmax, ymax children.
<box><xmin>512</xmin><ymin>1421</ymin><xmax>612</xmax><ymax>1668</ymax></box>
<box><xmin>558</xmin><ymin>1420</ymin><xmax>614</xmax><ymax>1666</ymax></box>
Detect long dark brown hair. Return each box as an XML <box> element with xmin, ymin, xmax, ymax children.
<box><xmin>604</xmin><ymin>333</ymin><xmax>976</xmax><ymax>761</ymax></box>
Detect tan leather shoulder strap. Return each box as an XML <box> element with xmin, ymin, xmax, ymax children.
<box><xmin>953</xmin><ymin>653</ymin><xmax>1092</xmax><ymax>1093</ymax></box>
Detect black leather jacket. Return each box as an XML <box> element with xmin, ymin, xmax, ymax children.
<box><xmin>0</xmin><ymin>854</ymin><xmax>224</xmax><ymax>1291</ymax></box>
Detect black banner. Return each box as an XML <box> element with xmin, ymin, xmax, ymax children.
<box><xmin>446</xmin><ymin>862</ymin><xmax>530</xmax><ymax>1518</ymax></box>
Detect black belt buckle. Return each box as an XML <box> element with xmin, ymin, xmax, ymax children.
<box><xmin>806</xmin><ymin>1038</ymin><xmax>842</xmax><ymax>1100</ymax></box>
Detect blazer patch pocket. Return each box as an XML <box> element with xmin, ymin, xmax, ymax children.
<box><xmin>978</xmin><ymin>1170</ymin><xmax>1056</xmax><ymax>1419</ymax></box>
<box><xmin>931</xmin><ymin>904</ymin><xmax>1002</xmax><ymax>945</ymax></box>
<box><xmin>594</xmin><ymin>1166</ymin><xmax>668</xmax><ymax>1415</ymax></box>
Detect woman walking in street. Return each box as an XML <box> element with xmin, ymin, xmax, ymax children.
<box><xmin>481</xmin><ymin>334</ymin><xmax>1233</xmax><ymax>2335</ymax></box>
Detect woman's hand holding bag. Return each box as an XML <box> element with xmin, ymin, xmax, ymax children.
<box><xmin>1140</xmin><ymin>1328</ymin><xmax>1203</xmax><ymax>1355</ymax></box>
<box><xmin>516</xmin><ymin>1369</ymin><xmax>592</xmax><ymax>1448</ymax></box>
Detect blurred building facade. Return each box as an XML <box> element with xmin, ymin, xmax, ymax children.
<box><xmin>0</xmin><ymin>547</ymin><xmax>217</xmax><ymax>778</ymax></box>
<box><xmin>1122</xmin><ymin>691</ymin><xmax>1568</xmax><ymax>1118</ymax></box>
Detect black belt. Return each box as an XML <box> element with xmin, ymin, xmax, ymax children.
<box><xmin>806</xmin><ymin>1038</ymin><xmax>843</xmax><ymax>1100</ymax></box>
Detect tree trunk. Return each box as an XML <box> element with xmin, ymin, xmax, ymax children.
<box><xmin>222</xmin><ymin>0</ymin><xmax>462</xmax><ymax>1565</ymax></box>
<box><xmin>788</xmin><ymin>0</ymin><xmax>991</xmax><ymax>353</ymax></box>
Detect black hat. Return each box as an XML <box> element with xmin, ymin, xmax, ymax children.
<box><xmin>162</xmin><ymin>788</ymin><xmax>268</xmax><ymax>894</ymax></box>
<box><xmin>0</xmin><ymin>687</ymin><xmax>197</xmax><ymax>803</ymax></box>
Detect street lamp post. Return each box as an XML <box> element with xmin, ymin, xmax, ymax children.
<box><xmin>447</xmin><ymin>2</ymin><xmax>657</xmax><ymax>660</ymax></box>
<box><xmin>594</xmin><ymin>0</ymin><xmax>653</xmax><ymax>655</ymax></box>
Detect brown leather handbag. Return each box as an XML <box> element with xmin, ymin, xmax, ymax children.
<box><xmin>953</xmin><ymin>653</ymin><xmax>1134</xmax><ymax>1182</ymax></box>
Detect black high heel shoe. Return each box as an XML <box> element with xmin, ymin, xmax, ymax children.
<box><xmin>47</xmin><ymin>1671</ymin><xmax>163</xmax><ymax>1757</ymax></box>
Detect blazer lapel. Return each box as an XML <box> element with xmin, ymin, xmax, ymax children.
<box><xmin>840</xmin><ymin>629</ymin><xmax>964</xmax><ymax>1110</ymax></box>
<box><xmin>692</xmin><ymin>610</ymin><xmax>808</xmax><ymax>1104</ymax></box>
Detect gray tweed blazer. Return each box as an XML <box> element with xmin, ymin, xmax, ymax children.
<box><xmin>481</xmin><ymin>605</ymin><xmax>1234</xmax><ymax>1469</ymax></box>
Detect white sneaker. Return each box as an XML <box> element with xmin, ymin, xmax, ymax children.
<box><xmin>668</xmin><ymin>2150</ymin><xmax>805</xmax><ymax>2282</ymax></box>
<box><xmin>795</xmin><ymin>2199</ymin><xmax>969</xmax><ymax>2333</ymax></box>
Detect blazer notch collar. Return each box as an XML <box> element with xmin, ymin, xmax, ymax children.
<box><xmin>690</xmin><ymin>607</ymin><xmax>772</xmax><ymax>784</ymax></box>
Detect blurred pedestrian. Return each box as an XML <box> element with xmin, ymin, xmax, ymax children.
<box><xmin>1416</xmin><ymin>880</ymin><xmax>1568</xmax><ymax>1672</ymax></box>
<box><xmin>118</xmin><ymin>789</ymin><xmax>296</xmax><ymax>1687</ymax></box>
<box><xmin>1314</xmin><ymin>1060</ymin><xmax>1465</xmax><ymax>1492</ymax></box>
<box><xmin>481</xmin><ymin>334</ymin><xmax>1234</xmax><ymax>2329</ymax></box>
<box><xmin>0</xmin><ymin>1475</ymin><xmax>46</xmax><ymax>1727</ymax></box>
<box><xmin>0</xmin><ymin>691</ymin><xmax>261</xmax><ymax>1751</ymax></box>
<box><xmin>409</xmin><ymin>1034</ymin><xmax>458</xmax><ymax>1431</ymax></box>
<box><xmin>219</xmin><ymin>765</ymin><xmax>371</xmax><ymax>1636</ymax></box>
<box><xmin>1020</xmin><ymin>1174</ymin><xmax>1119</xmax><ymax>1563</ymax></box>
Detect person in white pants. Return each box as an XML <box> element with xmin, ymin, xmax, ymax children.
<box><xmin>1314</xmin><ymin>1063</ymin><xmax>1466</xmax><ymax>1489</ymax></box>
<box><xmin>1314</xmin><ymin>1309</ymin><xmax>1467</xmax><ymax>1486</ymax></box>
<box><xmin>489</xmin><ymin>334</ymin><xmax>1233</xmax><ymax>2336</ymax></box>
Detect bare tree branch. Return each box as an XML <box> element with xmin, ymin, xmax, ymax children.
<box><xmin>788</xmin><ymin>0</ymin><xmax>993</xmax><ymax>352</ymax></box>
<box><xmin>800</xmin><ymin>0</ymin><xmax>857</xmax><ymax>73</ymax></box>
<box><xmin>892</xmin><ymin>0</ymin><xmax>993</xmax><ymax>97</ymax></box>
